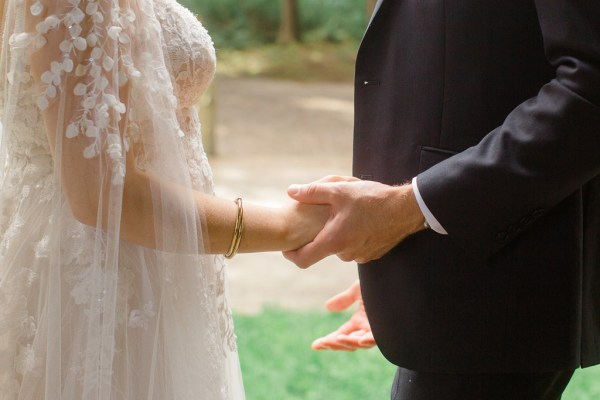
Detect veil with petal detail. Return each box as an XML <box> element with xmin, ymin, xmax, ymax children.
<box><xmin>0</xmin><ymin>0</ymin><xmax>244</xmax><ymax>398</ymax></box>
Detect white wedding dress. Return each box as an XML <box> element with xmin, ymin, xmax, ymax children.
<box><xmin>0</xmin><ymin>0</ymin><xmax>245</xmax><ymax>398</ymax></box>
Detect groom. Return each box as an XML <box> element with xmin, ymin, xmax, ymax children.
<box><xmin>285</xmin><ymin>1</ymin><xmax>600</xmax><ymax>398</ymax></box>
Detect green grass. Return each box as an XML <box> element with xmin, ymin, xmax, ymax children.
<box><xmin>563</xmin><ymin>365</ymin><xmax>600</xmax><ymax>400</ymax></box>
<box><xmin>234</xmin><ymin>309</ymin><xmax>600</xmax><ymax>400</ymax></box>
<box><xmin>234</xmin><ymin>308</ymin><xmax>397</xmax><ymax>399</ymax></box>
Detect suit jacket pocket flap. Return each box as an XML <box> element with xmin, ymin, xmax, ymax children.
<box><xmin>419</xmin><ymin>146</ymin><xmax>458</xmax><ymax>172</ymax></box>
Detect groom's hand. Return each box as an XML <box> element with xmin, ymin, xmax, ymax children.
<box><xmin>283</xmin><ymin>176</ymin><xmax>426</xmax><ymax>268</ymax></box>
<box><xmin>312</xmin><ymin>280</ymin><xmax>376</xmax><ymax>351</ymax></box>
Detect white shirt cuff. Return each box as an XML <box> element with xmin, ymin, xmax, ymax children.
<box><xmin>412</xmin><ymin>177</ymin><xmax>448</xmax><ymax>235</ymax></box>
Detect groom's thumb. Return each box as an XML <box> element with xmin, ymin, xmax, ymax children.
<box><xmin>287</xmin><ymin>183</ymin><xmax>331</xmax><ymax>204</ymax></box>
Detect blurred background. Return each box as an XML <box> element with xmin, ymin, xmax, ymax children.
<box><xmin>179</xmin><ymin>0</ymin><xmax>600</xmax><ymax>398</ymax></box>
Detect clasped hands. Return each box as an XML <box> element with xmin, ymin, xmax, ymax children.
<box><xmin>284</xmin><ymin>175</ymin><xmax>427</xmax><ymax>351</ymax></box>
<box><xmin>284</xmin><ymin>175</ymin><xmax>426</xmax><ymax>267</ymax></box>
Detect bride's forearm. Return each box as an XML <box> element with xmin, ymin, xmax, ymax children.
<box><xmin>118</xmin><ymin>168</ymin><xmax>324</xmax><ymax>254</ymax></box>
<box><xmin>199</xmin><ymin>194</ymin><xmax>319</xmax><ymax>254</ymax></box>
<box><xmin>26</xmin><ymin>0</ymin><xmax>326</xmax><ymax>255</ymax></box>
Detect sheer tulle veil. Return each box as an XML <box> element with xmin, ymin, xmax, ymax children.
<box><xmin>0</xmin><ymin>0</ymin><xmax>244</xmax><ymax>398</ymax></box>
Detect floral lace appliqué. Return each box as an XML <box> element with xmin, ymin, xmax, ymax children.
<box><xmin>26</xmin><ymin>0</ymin><xmax>135</xmax><ymax>185</ymax></box>
<box><xmin>128</xmin><ymin>301</ymin><xmax>156</xmax><ymax>329</ymax></box>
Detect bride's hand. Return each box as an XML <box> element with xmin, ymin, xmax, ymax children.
<box><xmin>281</xmin><ymin>201</ymin><xmax>330</xmax><ymax>251</ymax></box>
<box><xmin>281</xmin><ymin>175</ymin><xmax>359</xmax><ymax>251</ymax></box>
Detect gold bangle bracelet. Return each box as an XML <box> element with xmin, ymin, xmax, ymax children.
<box><xmin>224</xmin><ymin>198</ymin><xmax>244</xmax><ymax>259</ymax></box>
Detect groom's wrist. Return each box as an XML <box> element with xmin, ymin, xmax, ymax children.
<box><xmin>391</xmin><ymin>184</ymin><xmax>428</xmax><ymax>237</ymax></box>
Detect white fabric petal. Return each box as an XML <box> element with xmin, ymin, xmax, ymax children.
<box><xmin>73</xmin><ymin>82</ymin><xmax>87</xmax><ymax>96</ymax></box>
<box><xmin>30</xmin><ymin>1</ymin><xmax>44</xmax><ymax>16</ymax></box>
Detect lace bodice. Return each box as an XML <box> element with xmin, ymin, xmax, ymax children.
<box><xmin>152</xmin><ymin>0</ymin><xmax>218</xmax><ymax>191</ymax></box>
<box><xmin>154</xmin><ymin>0</ymin><xmax>216</xmax><ymax>108</ymax></box>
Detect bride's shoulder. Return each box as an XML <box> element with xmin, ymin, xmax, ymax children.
<box><xmin>153</xmin><ymin>0</ymin><xmax>215</xmax><ymax>67</ymax></box>
<box><xmin>153</xmin><ymin>0</ymin><xmax>216</xmax><ymax>105</ymax></box>
<box><xmin>155</xmin><ymin>0</ymin><xmax>211</xmax><ymax>34</ymax></box>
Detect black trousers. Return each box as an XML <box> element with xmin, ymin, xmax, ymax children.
<box><xmin>391</xmin><ymin>368</ymin><xmax>575</xmax><ymax>400</ymax></box>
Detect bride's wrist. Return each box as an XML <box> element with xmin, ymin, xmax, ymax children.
<box><xmin>280</xmin><ymin>204</ymin><xmax>307</xmax><ymax>249</ymax></box>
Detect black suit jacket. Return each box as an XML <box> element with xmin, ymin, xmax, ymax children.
<box><xmin>354</xmin><ymin>0</ymin><xmax>600</xmax><ymax>373</ymax></box>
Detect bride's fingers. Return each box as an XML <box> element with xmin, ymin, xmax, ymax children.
<box><xmin>282</xmin><ymin>236</ymin><xmax>331</xmax><ymax>268</ymax></box>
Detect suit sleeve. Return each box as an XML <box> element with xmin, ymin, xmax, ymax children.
<box><xmin>416</xmin><ymin>0</ymin><xmax>600</xmax><ymax>258</ymax></box>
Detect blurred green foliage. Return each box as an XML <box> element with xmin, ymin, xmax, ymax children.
<box><xmin>179</xmin><ymin>0</ymin><xmax>368</xmax><ymax>48</ymax></box>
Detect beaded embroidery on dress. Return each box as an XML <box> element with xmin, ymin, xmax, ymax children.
<box><xmin>0</xmin><ymin>0</ymin><xmax>244</xmax><ymax>398</ymax></box>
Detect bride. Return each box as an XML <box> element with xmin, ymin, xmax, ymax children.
<box><xmin>0</xmin><ymin>0</ymin><xmax>327</xmax><ymax>398</ymax></box>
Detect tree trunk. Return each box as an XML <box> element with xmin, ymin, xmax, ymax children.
<box><xmin>278</xmin><ymin>0</ymin><xmax>300</xmax><ymax>43</ymax></box>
